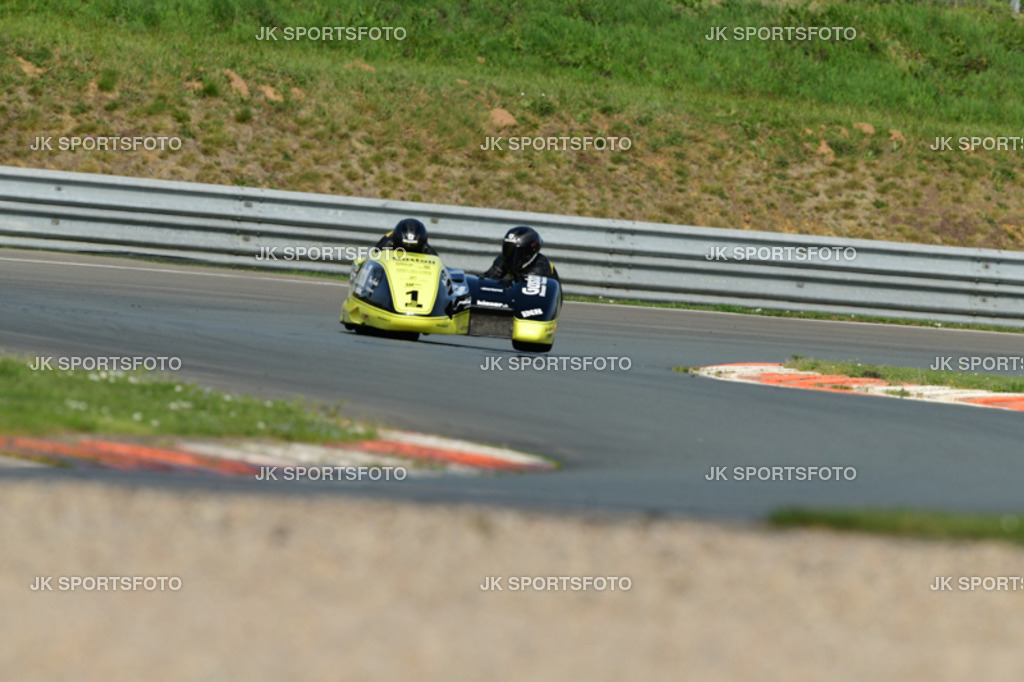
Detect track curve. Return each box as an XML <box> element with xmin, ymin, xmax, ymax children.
<box><xmin>2</xmin><ymin>249</ymin><xmax>1023</xmax><ymax>518</ymax></box>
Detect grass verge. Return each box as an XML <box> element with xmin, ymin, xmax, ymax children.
<box><xmin>769</xmin><ymin>507</ymin><xmax>1024</xmax><ymax>547</ymax></box>
<box><xmin>0</xmin><ymin>354</ymin><xmax>367</xmax><ymax>442</ymax></box>
<box><xmin>783</xmin><ymin>356</ymin><xmax>1024</xmax><ymax>392</ymax></box>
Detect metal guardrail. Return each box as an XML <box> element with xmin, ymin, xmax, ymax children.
<box><xmin>2</xmin><ymin>166</ymin><xmax>1024</xmax><ymax>327</ymax></box>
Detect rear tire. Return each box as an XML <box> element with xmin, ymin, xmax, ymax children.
<box><xmin>512</xmin><ymin>340</ymin><xmax>552</xmax><ymax>353</ymax></box>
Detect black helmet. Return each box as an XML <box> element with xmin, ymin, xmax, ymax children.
<box><xmin>501</xmin><ymin>226</ymin><xmax>543</xmax><ymax>275</ymax></box>
<box><xmin>393</xmin><ymin>218</ymin><xmax>429</xmax><ymax>253</ymax></box>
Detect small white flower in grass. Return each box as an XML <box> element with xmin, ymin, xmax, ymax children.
<box><xmin>257</xmin><ymin>421</ymin><xmax>266</xmax><ymax>430</ymax></box>
<box><xmin>224</xmin><ymin>394</ymin><xmax>233</xmax><ymax>402</ymax></box>
<box><xmin>133</xmin><ymin>412</ymin><xmax>142</xmax><ymax>422</ymax></box>
<box><xmin>174</xmin><ymin>385</ymin><xmax>183</xmax><ymax>393</ymax></box>
<box><xmin>64</xmin><ymin>399</ymin><xmax>88</xmax><ymax>411</ymax></box>
<box><xmin>128</xmin><ymin>376</ymin><xmax>139</xmax><ymax>384</ymax></box>
<box><xmin>264</xmin><ymin>400</ymin><xmax>273</xmax><ymax>407</ymax></box>
<box><xmin>150</xmin><ymin>419</ymin><xmax>160</xmax><ymax>427</ymax></box>
<box><xmin>88</xmin><ymin>373</ymin><xmax>100</xmax><ymax>382</ymax></box>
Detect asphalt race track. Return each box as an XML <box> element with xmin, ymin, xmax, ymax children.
<box><xmin>2</xmin><ymin>248</ymin><xmax>1022</xmax><ymax>518</ymax></box>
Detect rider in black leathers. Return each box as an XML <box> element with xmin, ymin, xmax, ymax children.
<box><xmin>481</xmin><ymin>226</ymin><xmax>559</xmax><ymax>282</ymax></box>
<box><xmin>375</xmin><ymin>218</ymin><xmax>439</xmax><ymax>256</ymax></box>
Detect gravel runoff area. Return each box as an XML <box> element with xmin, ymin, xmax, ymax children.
<box><xmin>2</xmin><ymin>479</ymin><xmax>1023</xmax><ymax>681</ymax></box>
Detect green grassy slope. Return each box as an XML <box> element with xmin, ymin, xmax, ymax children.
<box><xmin>2</xmin><ymin>0</ymin><xmax>1023</xmax><ymax>247</ymax></box>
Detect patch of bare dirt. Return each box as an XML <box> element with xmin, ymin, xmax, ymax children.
<box><xmin>223</xmin><ymin>69</ymin><xmax>250</xmax><ymax>98</ymax></box>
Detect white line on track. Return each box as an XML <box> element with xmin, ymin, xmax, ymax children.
<box><xmin>567</xmin><ymin>300</ymin><xmax>1024</xmax><ymax>336</ymax></box>
<box><xmin>0</xmin><ymin>256</ymin><xmax>345</xmax><ymax>287</ymax></box>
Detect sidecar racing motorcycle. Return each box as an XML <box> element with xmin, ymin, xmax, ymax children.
<box><xmin>340</xmin><ymin>251</ymin><xmax>561</xmax><ymax>352</ymax></box>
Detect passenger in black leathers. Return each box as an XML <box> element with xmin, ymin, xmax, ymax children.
<box><xmin>481</xmin><ymin>226</ymin><xmax>559</xmax><ymax>281</ymax></box>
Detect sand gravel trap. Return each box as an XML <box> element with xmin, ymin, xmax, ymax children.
<box><xmin>1</xmin><ymin>479</ymin><xmax>1023</xmax><ymax>681</ymax></box>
